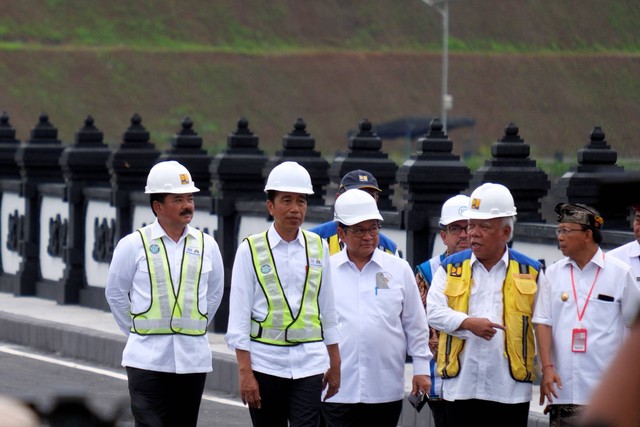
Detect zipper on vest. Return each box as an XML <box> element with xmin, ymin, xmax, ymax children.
<box><xmin>443</xmin><ymin>335</ymin><xmax>453</xmax><ymax>379</ymax></box>
<box><xmin>522</xmin><ymin>315</ymin><xmax>531</xmax><ymax>381</ymax></box>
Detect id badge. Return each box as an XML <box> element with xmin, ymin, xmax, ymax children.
<box><xmin>571</xmin><ymin>328</ymin><xmax>587</xmax><ymax>353</ymax></box>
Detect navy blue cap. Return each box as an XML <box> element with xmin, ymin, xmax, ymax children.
<box><xmin>339</xmin><ymin>170</ymin><xmax>381</xmax><ymax>192</ymax></box>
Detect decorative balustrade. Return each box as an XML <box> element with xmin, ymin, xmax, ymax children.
<box><xmin>0</xmin><ymin>112</ymin><xmax>638</xmax><ymax>333</ymax></box>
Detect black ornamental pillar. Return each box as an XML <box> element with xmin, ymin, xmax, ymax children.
<box><xmin>59</xmin><ymin>116</ymin><xmax>111</xmax><ymax>305</ymax></box>
<box><xmin>397</xmin><ymin>118</ymin><xmax>471</xmax><ymax>266</ymax></box>
<box><xmin>263</xmin><ymin>118</ymin><xmax>329</xmax><ymax>205</ymax></box>
<box><xmin>107</xmin><ymin>114</ymin><xmax>160</xmax><ymax>241</ymax></box>
<box><xmin>0</xmin><ymin>112</ymin><xmax>20</xmax><ymax>179</ymax></box>
<box><xmin>210</xmin><ymin>118</ymin><xmax>268</xmax><ymax>332</ymax></box>
<box><xmin>14</xmin><ymin>114</ymin><xmax>66</xmax><ymax>295</ymax></box>
<box><xmin>158</xmin><ymin>117</ymin><xmax>212</xmax><ymax>196</ymax></box>
<box><xmin>329</xmin><ymin>119</ymin><xmax>398</xmax><ymax>210</ymax></box>
<box><xmin>555</xmin><ymin>126</ymin><xmax>633</xmax><ymax>229</ymax></box>
<box><xmin>469</xmin><ymin>123</ymin><xmax>550</xmax><ymax>222</ymax></box>
<box><xmin>0</xmin><ymin>113</ymin><xmax>21</xmax><ymax>293</ymax></box>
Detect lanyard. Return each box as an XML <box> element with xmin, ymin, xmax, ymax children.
<box><xmin>569</xmin><ymin>255</ymin><xmax>603</xmax><ymax>323</ymax></box>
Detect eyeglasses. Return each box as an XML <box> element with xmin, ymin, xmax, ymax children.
<box><xmin>555</xmin><ymin>227</ymin><xmax>586</xmax><ymax>236</ymax></box>
<box><xmin>347</xmin><ymin>225</ymin><xmax>381</xmax><ymax>238</ymax></box>
<box><xmin>446</xmin><ymin>225</ymin><xmax>468</xmax><ymax>235</ymax></box>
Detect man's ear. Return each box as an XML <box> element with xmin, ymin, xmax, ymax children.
<box><xmin>266</xmin><ymin>200</ymin><xmax>274</xmax><ymax>217</ymax></box>
<box><xmin>152</xmin><ymin>200</ymin><xmax>163</xmax><ymax>216</ymax></box>
<box><xmin>440</xmin><ymin>230</ymin><xmax>447</xmax><ymax>243</ymax></box>
<box><xmin>337</xmin><ymin>226</ymin><xmax>346</xmax><ymax>242</ymax></box>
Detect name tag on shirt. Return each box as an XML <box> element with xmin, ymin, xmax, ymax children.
<box><xmin>185</xmin><ymin>247</ymin><xmax>201</xmax><ymax>256</ymax></box>
<box><xmin>309</xmin><ymin>258</ymin><xmax>322</xmax><ymax>267</ymax></box>
<box><xmin>572</xmin><ymin>328</ymin><xmax>587</xmax><ymax>353</ymax></box>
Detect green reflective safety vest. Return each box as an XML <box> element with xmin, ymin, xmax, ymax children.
<box><xmin>131</xmin><ymin>226</ymin><xmax>207</xmax><ymax>336</ymax></box>
<box><xmin>247</xmin><ymin>229</ymin><xmax>324</xmax><ymax>346</ymax></box>
<box><xmin>437</xmin><ymin>249</ymin><xmax>540</xmax><ymax>383</ymax></box>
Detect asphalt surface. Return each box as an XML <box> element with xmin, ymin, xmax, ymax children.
<box><xmin>0</xmin><ymin>292</ymin><xmax>549</xmax><ymax>427</ymax></box>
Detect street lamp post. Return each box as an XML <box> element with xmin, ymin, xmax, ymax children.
<box><xmin>421</xmin><ymin>0</ymin><xmax>451</xmax><ymax>133</ymax></box>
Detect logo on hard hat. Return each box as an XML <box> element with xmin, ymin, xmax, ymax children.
<box><xmin>180</xmin><ymin>174</ymin><xmax>190</xmax><ymax>185</ymax></box>
<box><xmin>458</xmin><ymin>206</ymin><xmax>467</xmax><ymax>215</ymax></box>
<box><xmin>471</xmin><ymin>198</ymin><xmax>481</xmax><ymax>210</ymax></box>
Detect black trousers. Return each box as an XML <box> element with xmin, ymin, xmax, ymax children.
<box><xmin>321</xmin><ymin>400</ymin><xmax>403</xmax><ymax>427</ymax></box>
<box><xmin>427</xmin><ymin>399</ymin><xmax>447</xmax><ymax>427</ymax></box>
<box><xmin>249</xmin><ymin>371</ymin><xmax>323</xmax><ymax>427</ymax></box>
<box><xmin>126</xmin><ymin>367</ymin><xmax>206</xmax><ymax>427</ymax></box>
<box><xmin>442</xmin><ymin>398</ymin><xmax>530</xmax><ymax>427</ymax></box>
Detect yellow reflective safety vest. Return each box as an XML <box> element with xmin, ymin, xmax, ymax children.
<box><xmin>437</xmin><ymin>249</ymin><xmax>540</xmax><ymax>382</ymax></box>
<box><xmin>247</xmin><ymin>229</ymin><xmax>324</xmax><ymax>346</ymax></box>
<box><xmin>131</xmin><ymin>226</ymin><xmax>207</xmax><ymax>336</ymax></box>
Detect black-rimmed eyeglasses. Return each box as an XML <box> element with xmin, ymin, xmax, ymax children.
<box><xmin>346</xmin><ymin>225</ymin><xmax>381</xmax><ymax>238</ymax></box>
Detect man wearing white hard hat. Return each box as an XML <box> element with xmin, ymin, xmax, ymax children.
<box><xmin>414</xmin><ymin>194</ymin><xmax>470</xmax><ymax>426</ymax></box>
<box><xmin>321</xmin><ymin>189</ymin><xmax>431</xmax><ymax>427</ymax></box>
<box><xmin>106</xmin><ymin>160</ymin><xmax>225</xmax><ymax>427</ymax></box>
<box><xmin>225</xmin><ymin>161</ymin><xmax>341</xmax><ymax>427</ymax></box>
<box><xmin>310</xmin><ymin>169</ymin><xmax>398</xmax><ymax>256</ymax></box>
<box><xmin>427</xmin><ymin>183</ymin><xmax>543</xmax><ymax>427</ymax></box>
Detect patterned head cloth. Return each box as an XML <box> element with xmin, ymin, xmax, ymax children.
<box><xmin>555</xmin><ymin>203</ymin><xmax>604</xmax><ymax>229</ymax></box>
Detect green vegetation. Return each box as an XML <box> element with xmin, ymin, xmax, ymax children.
<box><xmin>1</xmin><ymin>1</ymin><xmax>638</xmax><ymax>54</ymax></box>
<box><xmin>1</xmin><ymin>1</ymin><xmax>638</xmax><ymax>159</ymax></box>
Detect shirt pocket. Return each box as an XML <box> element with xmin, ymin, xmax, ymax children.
<box><xmin>374</xmin><ymin>286</ymin><xmax>404</xmax><ymax>321</ymax></box>
<box><xmin>513</xmin><ymin>276</ymin><xmax>537</xmax><ymax>314</ymax></box>
<box><xmin>443</xmin><ymin>277</ymin><xmax>467</xmax><ymax>310</ymax></box>
<box><xmin>587</xmin><ymin>297</ymin><xmax>622</xmax><ymax>334</ymax></box>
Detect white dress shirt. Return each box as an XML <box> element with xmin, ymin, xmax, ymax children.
<box><xmin>326</xmin><ymin>248</ymin><xmax>431</xmax><ymax>404</ymax></box>
<box><xmin>532</xmin><ymin>248</ymin><xmax>640</xmax><ymax>405</ymax></box>
<box><xmin>607</xmin><ymin>240</ymin><xmax>640</xmax><ymax>281</ymax></box>
<box><xmin>427</xmin><ymin>247</ymin><xmax>537</xmax><ymax>404</ymax></box>
<box><xmin>225</xmin><ymin>225</ymin><xmax>340</xmax><ymax>379</ymax></box>
<box><xmin>105</xmin><ymin>220</ymin><xmax>224</xmax><ymax>374</ymax></box>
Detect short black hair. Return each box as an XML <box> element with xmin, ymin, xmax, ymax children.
<box><xmin>266</xmin><ymin>190</ymin><xmax>308</xmax><ymax>203</ymax></box>
<box><xmin>149</xmin><ymin>193</ymin><xmax>169</xmax><ymax>217</ymax></box>
<box><xmin>590</xmin><ymin>226</ymin><xmax>603</xmax><ymax>244</ymax></box>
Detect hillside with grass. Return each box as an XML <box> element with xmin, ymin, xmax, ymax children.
<box><xmin>1</xmin><ymin>0</ymin><xmax>639</xmax><ymax>166</ymax></box>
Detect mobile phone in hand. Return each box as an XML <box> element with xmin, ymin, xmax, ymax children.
<box><xmin>408</xmin><ymin>391</ymin><xmax>428</xmax><ymax>412</ymax></box>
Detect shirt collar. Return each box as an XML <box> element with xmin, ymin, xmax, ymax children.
<box><xmin>267</xmin><ymin>223</ymin><xmax>304</xmax><ymax>249</ymax></box>
<box><xmin>470</xmin><ymin>245</ymin><xmax>510</xmax><ymax>269</ymax></box>
<box><xmin>560</xmin><ymin>247</ymin><xmax>605</xmax><ymax>269</ymax></box>
<box><xmin>150</xmin><ymin>220</ymin><xmax>194</xmax><ymax>241</ymax></box>
<box><xmin>332</xmin><ymin>246</ymin><xmax>382</xmax><ymax>268</ymax></box>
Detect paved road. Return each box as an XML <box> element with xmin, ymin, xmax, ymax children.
<box><xmin>0</xmin><ymin>341</ymin><xmax>253</xmax><ymax>426</ymax></box>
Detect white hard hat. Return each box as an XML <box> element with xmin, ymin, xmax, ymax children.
<box><xmin>334</xmin><ymin>189</ymin><xmax>383</xmax><ymax>226</ymax></box>
<box><xmin>145</xmin><ymin>161</ymin><xmax>200</xmax><ymax>194</ymax></box>
<box><xmin>439</xmin><ymin>194</ymin><xmax>471</xmax><ymax>226</ymax></box>
<box><xmin>463</xmin><ymin>183</ymin><xmax>517</xmax><ymax>219</ymax></box>
<box><xmin>264</xmin><ymin>161</ymin><xmax>314</xmax><ymax>194</ymax></box>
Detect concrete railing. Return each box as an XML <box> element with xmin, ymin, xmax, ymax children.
<box><xmin>0</xmin><ymin>112</ymin><xmax>637</xmax><ymax>335</ymax></box>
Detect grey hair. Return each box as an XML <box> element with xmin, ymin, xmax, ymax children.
<box><xmin>502</xmin><ymin>216</ymin><xmax>516</xmax><ymax>242</ymax></box>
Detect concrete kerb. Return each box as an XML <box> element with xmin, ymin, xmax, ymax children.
<box><xmin>0</xmin><ymin>294</ymin><xmax>239</xmax><ymax>398</ymax></box>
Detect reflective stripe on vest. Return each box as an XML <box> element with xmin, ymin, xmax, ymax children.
<box><xmin>247</xmin><ymin>230</ymin><xmax>324</xmax><ymax>346</ymax></box>
<box><xmin>131</xmin><ymin>227</ymin><xmax>207</xmax><ymax>335</ymax></box>
<box><xmin>436</xmin><ymin>249</ymin><xmax>539</xmax><ymax>382</ymax></box>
